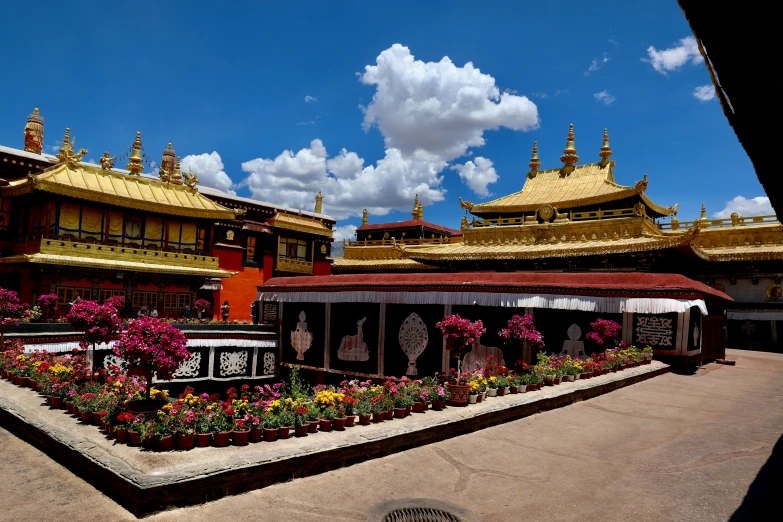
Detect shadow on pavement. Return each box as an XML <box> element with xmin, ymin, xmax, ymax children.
<box><xmin>729</xmin><ymin>432</ymin><xmax>782</xmax><ymax>521</ymax></box>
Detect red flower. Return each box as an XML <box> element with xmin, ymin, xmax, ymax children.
<box><xmin>226</xmin><ymin>407</ymin><xmax>235</xmax><ymax>416</ymax></box>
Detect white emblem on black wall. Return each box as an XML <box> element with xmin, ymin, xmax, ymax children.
<box><xmin>635</xmin><ymin>316</ymin><xmax>673</xmax><ymax>347</ymax></box>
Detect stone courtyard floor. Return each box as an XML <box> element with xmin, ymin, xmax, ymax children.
<box><xmin>1</xmin><ymin>348</ymin><xmax>781</xmax><ymax>521</ymax></box>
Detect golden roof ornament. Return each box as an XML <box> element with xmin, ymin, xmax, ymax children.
<box><xmin>461</xmin><ymin>215</ymin><xmax>470</xmax><ymax>230</ymax></box>
<box><xmin>100</xmin><ymin>151</ymin><xmax>116</xmax><ymax>170</ymax></box>
<box><xmin>160</xmin><ymin>142</ymin><xmax>176</xmax><ymax>180</ymax></box>
<box><xmin>730</xmin><ymin>211</ymin><xmax>740</xmax><ymax>227</ymax></box>
<box><xmin>362</xmin><ymin>208</ymin><xmax>369</xmax><ymax>225</ymax></box>
<box><xmin>126</xmin><ymin>131</ymin><xmax>144</xmax><ymax>176</ymax></box>
<box><xmin>54</xmin><ymin>127</ymin><xmax>87</xmax><ymax>167</ymax></box>
<box><xmin>699</xmin><ymin>203</ymin><xmax>708</xmax><ymax>222</ymax></box>
<box><xmin>24</xmin><ymin>107</ymin><xmax>44</xmax><ymax>154</ymax></box>
<box><xmin>411</xmin><ymin>194</ymin><xmax>420</xmax><ymax>220</ymax></box>
<box><xmin>599</xmin><ymin>128</ymin><xmax>612</xmax><ymax>168</ymax></box>
<box><xmin>183</xmin><ymin>166</ymin><xmax>199</xmax><ymax>189</ymax></box>
<box><xmin>527</xmin><ymin>141</ymin><xmax>541</xmax><ymax>179</ymax></box>
<box><xmin>634</xmin><ymin>174</ymin><xmax>649</xmax><ymax>194</ymax></box>
<box><xmin>171</xmin><ymin>156</ymin><xmax>183</xmax><ymax>185</ymax></box>
<box><xmin>314</xmin><ymin>191</ymin><xmax>324</xmax><ymax>214</ymax></box>
<box><xmin>560</xmin><ymin>123</ymin><xmax>579</xmax><ymax>176</ymax></box>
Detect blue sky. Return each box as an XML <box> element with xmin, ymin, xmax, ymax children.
<box><xmin>0</xmin><ymin>1</ymin><xmax>771</xmax><ymax>246</ymax></box>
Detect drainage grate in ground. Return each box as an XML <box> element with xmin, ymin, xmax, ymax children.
<box><xmin>368</xmin><ymin>498</ymin><xmax>480</xmax><ymax>522</ymax></box>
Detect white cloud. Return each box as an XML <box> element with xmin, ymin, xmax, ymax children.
<box><xmin>331</xmin><ymin>224</ymin><xmax>358</xmax><ymax>257</ymax></box>
<box><xmin>585</xmin><ymin>52</ymin><xmax>609</xmax><ymax>75</ymax></box>
<box><xmin>359</xmin><ymin>44</ymin><xmax>539</xmax><ymax>162</ymax></box>
<box><xmin>304</xmin><ymin>95</ymin><xmax>318</xmax><ymax>103</ymax></box>
<box><xmin>593</xmin><ymin>90</ymin><xmax>616</xmax><ymax>105</ymax></box>
<box><xmin>713</xmin><ymin>196</ymin><xmax>775</xmax><ymax>218</ymax></box>
<box><xmin>693</xmin><ymin>85</ymin><xmax>716</xmax><ymax>101</ymax></box>
<box><xmin>180</xmin><ymin>151</ymin><xmax>235</xmax><ymax>194</ymax></box>
<box><xmin>450</xmin><ymin>157</ymin><xmax>498</xmax><ymax>197</ymax></box>
<box><xmin>608</xmin><ymin>38</ymin><xmax>617</xmax><ymax>45</ymax></box>
<box><xmin>643</xmin><ymin>36</ymin><xmax>704</xmax><ymax>75</ymax></box>
<box><xmin>295</xmin><ymin>120</ymin><xmax>316</xmax><ymax>126</ymax></box>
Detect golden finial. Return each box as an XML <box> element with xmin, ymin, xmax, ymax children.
<box><xmin>412</xmin><ymin>194</ymin><xmax>420</xmax><ymax>220</ymax></box>
<box><xmin>24</xmin><ymin>107</ymin><xmax>44</xmax><ymax>154</ymax></box>
<box><xmin>560</xmin><ymin>123</ymin><xmax>579</xmax><ymax>176</ymax></box>
<box><xmin>700</xmin><ymin>203</ymin><xmax>708</xmax><ymax>221</ymax></box>
<box><xmin>730</xmin><ymin>211</ymin><xmax>739</xmax><ymax>227</ymax></box>
<box><xmin>170</xmin><ymin>156</ymin><xmax>183</xmax><ymax>185</ymax></box>
<box><xmin>315</xmin><ymin>191</ymin><xmax>324</xmax><ymax>214</ymax></box>
<box><xmin>54</xmin><ymin>127</ymin><xmax>87</xmax><ymax>166</ymax></box>
<box><xmin>599</xmin><ymin>128</ymin><xmax>612</xmax><ymax>168</ymax></box>
<box><xmin>100</xmin><ymin>151</ymin><xmax>116</xmax><ymax>170</ymax></box>
<box><xmin>527</xmin><ymin>141</ymin><xmax>541</xmax><ymax>179</ymax></box>
<box><xmin>126</xmin><ymin>131</ymin><xmax>144</xmax><ymax>176</ymax></box>
<box><xmin>362</xmin><ymin>208</ymin><xmax>368</xmax><ymax>225</ymax></box>
<box><xmin>160</xmin><ymin>142</ymin><xmax>176</xmax><ymax>180</ymax></box>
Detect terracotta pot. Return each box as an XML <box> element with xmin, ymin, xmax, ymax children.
<box><xmin>372</xmin><ymin>412</ymin><xmax>384</xmax><ymax>423</ymax></box>
<box><xmin>19</xmin><ymin>376</ymin><xmax>30</xmax><ymax>388</ymax></box>
<box><xmin>345</xmin><ymin>415</ymin><xmax>356</xmax><ymax>427</ymax></box>
<box><xmin>176</xmin><ymin>433</ymin><xmax>195</xmax><ymax>450</ymax></box>
<box><xmin>44</xmin><ymin>395</ymin><xmax>52</xmax><ymax>406</ymax></box>
<box><xmin>51</xmin><ymin>396</ymin><xmax>63</xmax><ymax>409</ymax></box>
<box><xmin>476</xmin><ymin>393</ymin><xmax>483</xmax><ymax>403</ymax></box>
<box><xmin>66</xmin><ymin>402</ymin><xmax>74</xmax><ymax>414</ymax></box>
<box><xmin>143</xmin><ymin>435</ymin><xmax>155</xmax><ymax>449</ymax></box>
<box><xmin>412</xmin><ymin>401</ymin><xmax>425</xmax><ymax>413</ymax></box>
<box><xmin>128</xmin><ymin>430</ymin><xmax>141</xmax><ymax>447</ymax></box>
<box><xmin>232</xmin><ymin>429</ymin><xmax>250</xmax><ymax>446</ymax></box>
<box><xmin>432</xmin><ymin>401</ymin><xmax>445</xmax><ymax>411</ymax></box>
<box><xmin>497</xmin><ymin>387</ymin><xmax>505</xmax><ymax>397</ymax></box>
<box><xmin>31</xmin><ymin>380</ymin><xmax>39</xmax><ymax>391</ymax></box>
<box><xmin>333</xmin><ymin>417</ymin><xmax>346</xmax><ymax>431</ymax></box>
<box><xmin>553</xmin><ymin>377</ymin><xmax>561</xmax><ymax>385</ymax></box>
<box><xmin>117</xmin><ymin>428</ymin><xmax>129</xmax><ymax>443</ymax></box>
<box><xmin>307</xmin><ymin>420</ymin><xmax>319</xmax><ymax>433</ymax></box>
<box><xmin>383</xmin><ymin>409</ymin><xmax>394</xmax><ymax>420</ymax></box>
<box><xmin>393</xmin><ymin>407</ymin><xmax>405</xmax><ymax>419</ymax></box>
<box><xmin>278</xmin><ymin>426</ymin><xmax>291</xmax><ymax>439</ymax></box>
<box><xmin>404</xmin><ymin>405</ymin><xmax>412</xmax><ymax>416</ymax></box>
<box><xmin>158</xmin><ymin>435</ymin><xmax>175</xmax><ymax>451</ymax></box>
<box><xmin>195</xmin><ymin>433</ymin><xmax>212</xmax><ymax>447</ymax></box>
<box><xmin>509</xmin><ymin>386</ymin><xmax>518</xmax><ymax>394</ymax></box>
<box><xmin>468</xmin><ymin>394</ymin><xmax>478</xmax><ymax>404</ymax></box>
<box><xmin>295</xmin><ymin>424</ymin><xmax>309</xmax><ymax>437</ymax></box>
<box><xmin>446</xmin><ymin>383</ymin><xmax>470</xmax><ymax>407</ymax></box>
<box><xmin>359</xmin><ymin>414</ymin><xmax>371</xmax><ymax>425</ymax></box>
<box><xmin>249</xmin><ymin>427</ymin><xmax>263</xmax><ymax>442</ymax></box>
<box><xmin>81</xmin><ymin>411</ymin><xmax>92</xmax><ymax>423</ymax></box>
<box><xmin>263</xmin><ymin>427</ymin><xmax>279</xmax><ymax>442</ymax></box>
<box><xmin>107</xmin><ymin>425</ymin><xmax>116</xmax><ymax>439</ymax></box>
<box><xmin>611</xmin><ymin>367</ymin><xmax>618</xmax><ymax>373</ymax></box>
<box><xmin>527</xmin><ymin>384</ymin><xmax>535</xmax><ymax>392</ymax></box>
<box><xmin>319</xmin><ymin>419</ymin><xmax>333</xmax><ymax>432</ymax></box>
<box><xmin>92</xmin><ymin>412</ymin><xmax>103</xmax><ymax>426</ymax></box>
<box><xmin>213</xmin><ymin>431</ymin><xmax>231</xmax><ymax>447</ymax></box>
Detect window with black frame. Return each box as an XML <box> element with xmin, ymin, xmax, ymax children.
<box><xmin>278</xmin><ymin>237</ymin><xmax>308</xmax><ymax>260</ymax></box>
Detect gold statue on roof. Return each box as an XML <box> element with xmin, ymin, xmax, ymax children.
<box><xmin>183</xmin><ymin>166</ymin><xmax>199</xmax><ymax>189</ymax></box>
<box><xmin>100</xmin><ymin>151</ymin><xmax>116</xmax><ymax>170</ymax></box>
<box><xmin>55</xmin><ymin>128</ymin><xmax>88</xmax><ymax>167</ymax></box>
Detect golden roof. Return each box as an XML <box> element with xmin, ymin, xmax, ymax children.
<box><xmin>1</xmin><ymin>161</ymin><xmax>241</xmax><ymax>220</ymax></box>
<box><xmin>332</xmin><ymin>257</ymin><xmax>437</xmax><ymax>271</ymax></box>
<box><xmin>465</xmin><ymin>161</ymin><xmax>674</xmax><ymax>217</ymax></box>
<box><xmin>270</xmin><ymin>212</ymin><xmax>333</xmax><ymax>237</ymax></box>
<box><xmin>690</xmin><ymin>223</ymin><xmax>783</xmax><ymax>261</ymax></box>
<box><xmin>0</xmin><ymin>253</ymin><xmax>234</xmax><ymax>278</ymax></box>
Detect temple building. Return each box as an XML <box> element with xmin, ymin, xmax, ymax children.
<box><xmin>336</xmin><ymin>125</ymin><xmax>783</xmax><ymax>351</ymax></box>
<box><xmin>0</xmin><ymin>108</ymin><xmax>334</xmax><ymax>321</ymax></box>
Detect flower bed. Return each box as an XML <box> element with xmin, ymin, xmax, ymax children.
<box><xmin>0</xmin><ymin>340</ymin><xmax>652</xmax><ymax>451</ymax></box>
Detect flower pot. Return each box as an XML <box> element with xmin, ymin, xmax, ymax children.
<box><xmin>413</xmin><ymin>401</ymin><xmax>425</xmax><ymax>413</ymax></box>
<box><xmin>432</xmin><ymin>400</ymin><xmax>445</xmax><ymax>411</ymax></box>
<box><xmin>213</xmin><ymin>431</ymin><xmax>231</xmax><ymax>447</ymax></box>
<box><xmin>611</xmin><ymin>366</ymin><xmax>618</xmax><ymax>372</ymax></box>
<box><xmin>527</xmin><ymin>384</ymin><xmax>535</xmax><ymax>392</ymax></box>
<box><xmin>445</xmin><ymin>383</ymin><xmax>470</xmax><ymax>407</ymax></box>
<box><xmin>19</xmin><ymin>376</ymin><xmax>30</xmax><ymax>388</ymax></box>
<box><xmin>509</xmin><ymin>386</ymin><xmax>518</xmax><ymax>394</ymax></box>
<box><xmin>518</xmin><ymin>384</ymin><xmax>527</xmax><ymax>393</ymax></box>
<box><xmin>333</xmin><ymin>417</ymin><xmax>346</xmax><ymax>431</ymax></box>
<box><xmin>81</xmin><ymin>411</ymin><xmax>92</xmax><ymax>423</ymax></box>
<box><xmin>279</xmin><ymin>426</ymin><xmax>291</xmax><ymax>439</ymax></box>
<box><xmin>66</xmin><ymin>402</ymin><xmax>74</xmax><ymax>414</ymax></box>
<box><xmin>31</xmin><ymin>380</ymin><xmax>39</xmax><ymax>391</ymax></box>
<box><xmin>45</xmin><ymin>395</ymin><xmax>52</xmax><ymax>406</ymax></box>
<box><xmin>295</xmin><ymin>424</ymin><xmax>309</xmax><ymax>437</ymax></box>
<box><xmin>158</xmin><ymin>435</ymin><xmax>175</xmax><ymax>451</ymax></box>
<box><xmin>232</xmin><ymin>429</ymin><xmax>250</xmax><ymax>446</ymax></box>
<box><xmin>372</xmin><ymin>412</ymin><xmax>385</xmax><ymax>423</ymax></box>
<box><xmin>358</xmin><ymin>414</ymin><xmax>371</xmax><ymax>425</ymax></box>
<box><xmin>404</xmin><ymin>405</ymin><xmax>412</xmax><ymax>417</ymax></box>
<box><xmin>319</xmin><ymin>419</ymin><xmax>333</xmax><ymax>432</ymax></box>
<box><xmin>117</xmin><ymin>428</ymin><xmax>129</xmax><ymax>443</ymax></box>
<box><xmin>497</xmin><ymin>387</ymin><xmax>506</xmax><ymax>397</ymax></box>
<box><xmin>574</xmin><ymin>373</ymin><xmax>580</xmax><ymax>380</ymax></box>
<box><xmin>544</xmin><ymin>375</ymin><xmax>555</xmax><ymax>386</ymax></box>
<box><xmin>263</xmin><ymin>427</ymin><xmax>279</xmax><ymax>442</ymax></box>
<box><xmin>92</xmin><ymin>412</ymin><xmax>103</xmax><ymax>426</ymax></box>
<box><xmin>393</xmin><ymin>407</ymin><xmax>405</xmax><ymax>419</ymax></box>
<box><xmin>106</xmin><ymin>425</ymin><xmax>116</xmax><ymax>439</ymax></box>
<box><xmin>249</xmin><ymin>427</ymin><xmax>263</xmax><ymax>442</ymax></box>
<box><xmin>487</xmin><ymin>388</ymin><xmax>498</xmax><ymax>397</ymax></box>
<box><xmin>553</xmin><ymin>377</ymin><xmax>561</xmax><ymax>385</ymax></box>
<box><xmin>143</xmin><ymin>436</ymin><xmax>156</xmax><ymax>449</ymax></box>
<box><xmin>128</xmin><ymin>430</ymin><xmax>141</xmax><ymax>447</ymax></box>
<box><xmin>345</xmin><ymin>415</ymin><xmax>356</xmax><ymax>427</ymax></box>
<box><xmin>176</xmin><ymin>433</ymin><xmax>195</xmax><ymax>450</ymax></box>
<box><xmin>476</xmin><ymin>393</ymin><xmax>483</xmax><ymax>403</ymax></box>
<box><xmin>195</xmin><ymin>433</ymin><xmax>212</xmax><ymax>447</ymax></box>
<box><xmin>468</xmin><ymin>393</ymin><xmax>478</xmax><ymax>404</ymax></box>
<box><xmin>383</xmin><ymin>409</ymin><xmax>394</xmax><ymax>421</ymax></box>
<box><xmin>307</xmin><ymin>420</ymin><xmax>319</xmax><ymax>433</ymax></box>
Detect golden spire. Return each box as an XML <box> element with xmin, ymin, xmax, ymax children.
<box><xmin>560</xmin><ymin>123</ymin><xmax>579</xmax><ymax>176</ymax></box>
<box><xmin>160</xmin><ymin>142</ymin><xmax>176</xmax><ymax>181</ymax></box>
<box><xmin>527</xmin><ymin>141</ymin><xmax>541</xmax><ymax>179</ymax></box>
<box><xmin>170</xmin><ymin>156</ymin><xmax>183</xmax><ymax>185</ymax></box>
<box><xmin>24</xmin><ymin>107</ymin><xmax>44</xmax><ymax>154</ymax></box>
<box><xmin>362</xmin><ymin>208</ymin><xmax>369</xmax><ymax>225</ymax></box>
<box><xmin>314</xmin><ymin>191</ymin><xmax>324</xmax><ymax>214</ymax></box>
<box><xmin>126</xmin><ymin>131</ymin><xmax>144</xmax><ymax>176</ymax></box>
<box><xmin>54</xmin><ymin>127</ymin><xmax>87</xmax><ymax>166</ymax></box>
<box><xmin>59</xmin><ymin>127</ymin><xmax>71</xmax><ymax>155</ymax></box>
<box><xmin>700</xmin><ymin>203</ymin><xmax>708</xmax><ymax>221</ymax></box>
<box><xmin>599</xmin><ymin>128</ymin><xmax>612</xmax><ymax>168</ymax></box>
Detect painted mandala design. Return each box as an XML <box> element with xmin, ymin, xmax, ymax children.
<box><xmin>173</xmin><ymin>353</ymin><xmax>201</xmax><ymax>378</ymax></box>
<box><xmin>398</xmin><ymin>312</ymin><xmax>428</xmax><ymax>375</ymax></box>
<box><xmin>219</xmin><ymin>351</ymin><xmax>249</xmax><ymax>377</ymax></box>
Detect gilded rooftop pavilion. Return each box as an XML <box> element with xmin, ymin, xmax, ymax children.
<box><xmin>335</xmin><ymin>124</ymin><xmax>783</xmax><ymax>351</ymax></box>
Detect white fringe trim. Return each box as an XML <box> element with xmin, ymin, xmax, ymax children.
<box><xmin>727</xmin><ymin>310</ymin><xmax>783</xmax><ymax>321</ymax></box>
<box><xmin>258</xmin><ymin>290</ymin><xmax>707</xmax><ymax>315</ymax></box>
<box><xmin>23</xmin><ymin>338</ymin><xmax>277</xmax><ymax>353</ymax></box>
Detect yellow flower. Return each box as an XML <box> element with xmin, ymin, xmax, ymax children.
<box><xmin>33</xmin><ymin>361</ymin><xmax>42</xmax><ymax>368</ymax></box>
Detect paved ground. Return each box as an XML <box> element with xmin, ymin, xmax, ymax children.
<box><xmin>1</xmin><ymin>349</ymin><xmax>780</xmax><ymax>522</ymax></box>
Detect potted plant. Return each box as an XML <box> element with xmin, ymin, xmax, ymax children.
<box><xmin>342</xmin><ymin>396</ymin><xmax>357</xmax><ymax>426</ymax></box>
<box><xmin>370</xmin><ymin>396</ymin><xmax>385</xmax><ymax>423</ymax></box>
<box><xmin>112</xmin><ymin>316</ymin><xmax>190</xmax><ymax>413</ymax></box>
<box><xmin>192</xmin><ymin>299</ymin><xmax>212</xmax><ymax>320</ymax></box>
<box><xmin>127</xmin><ymin>415</ymin><xmax>146</xmax><ymax>447</ymax></box>
<box><xmin>0</xmin><ymin>287</ymin><xmax>22</xmax><ymax>347</ymax></box>
<box><xmin>586</xmin><ymin>318</ymin><xmax>623</xmax><ymax>351</ymax></box>
<box><xmin>294</xmin><ymin>405</ymin><xmax>310</xmax><ymax>437</ymax></box>
<box><xmin>305</xmin><ymin>404</ymin><xmax>320</xmax><ymax>433</ymax></box>
<box><xmin>498</xmin><ymin>313</ymin><xmax>545</xmax><ymax>366</ymax></box>
<box><xmin>436</xmin><ymin>314</ymin><xmax>485</xmax><ymax>407</ymax></box>
<box><xmin>154</xmin><ymin>413</ymin><xmax>175</xmax><ymax>450</ymax></box>
<box><xmin>194</xmin><ymin>412</ymin><xmax>213</xmax><ymax>447</ymax></box>
<box><xmin>37</xmin><ymin>294</ymin><xmax>58</xmax><ymax>322</ymax></box>
<box><xmin>468</xmin><ymin>378</ymin><xmax>479</xmax><ymax>404</ymax></box>
<box><xmin>262</xmin><ymin>413</ymin><xmax>280</xmax><ymax>441</ymax></box>
<box><xmin>232</xmin><ymin>419</ymin><xmax>250</xmax><ymax>446</ymax></box>
<box><xmin>320</xmin><ymin>407</ymin><xmax>337</xmax><ymax>431</ymax></box>
<box><xmin>356</xmin><ymin>401</ymin><xmax>372</xmax><ymax>425</ymax></box>
<box><xmin>66</xmin><ymin>299</ymin><xmax>123</xmax><ymax>379</ymax></box>
<box><xmin>278</xmin><ymin>410</ymin><xmax>294</xmax><ymax>439</ymax></box>
<box><xmin>429</xmin><ymin>382</ymin><xmax>447</xmax><ymax>410</ymax></box>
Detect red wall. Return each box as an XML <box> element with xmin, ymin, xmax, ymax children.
<box><xmin>213</xmin><ymin>245</ymin><xmax>265</xmax><ymax>321</ymax></box>
<box><xmin>313</xmin><ymin>259</ymin><xmax>332</xmax><ymax>276</ymax></box>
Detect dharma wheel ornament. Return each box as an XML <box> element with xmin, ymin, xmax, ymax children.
<box><xmin>398</xmin><ymin>312</ymin><xmax>429</xmax><ymax>375</ymax></box>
